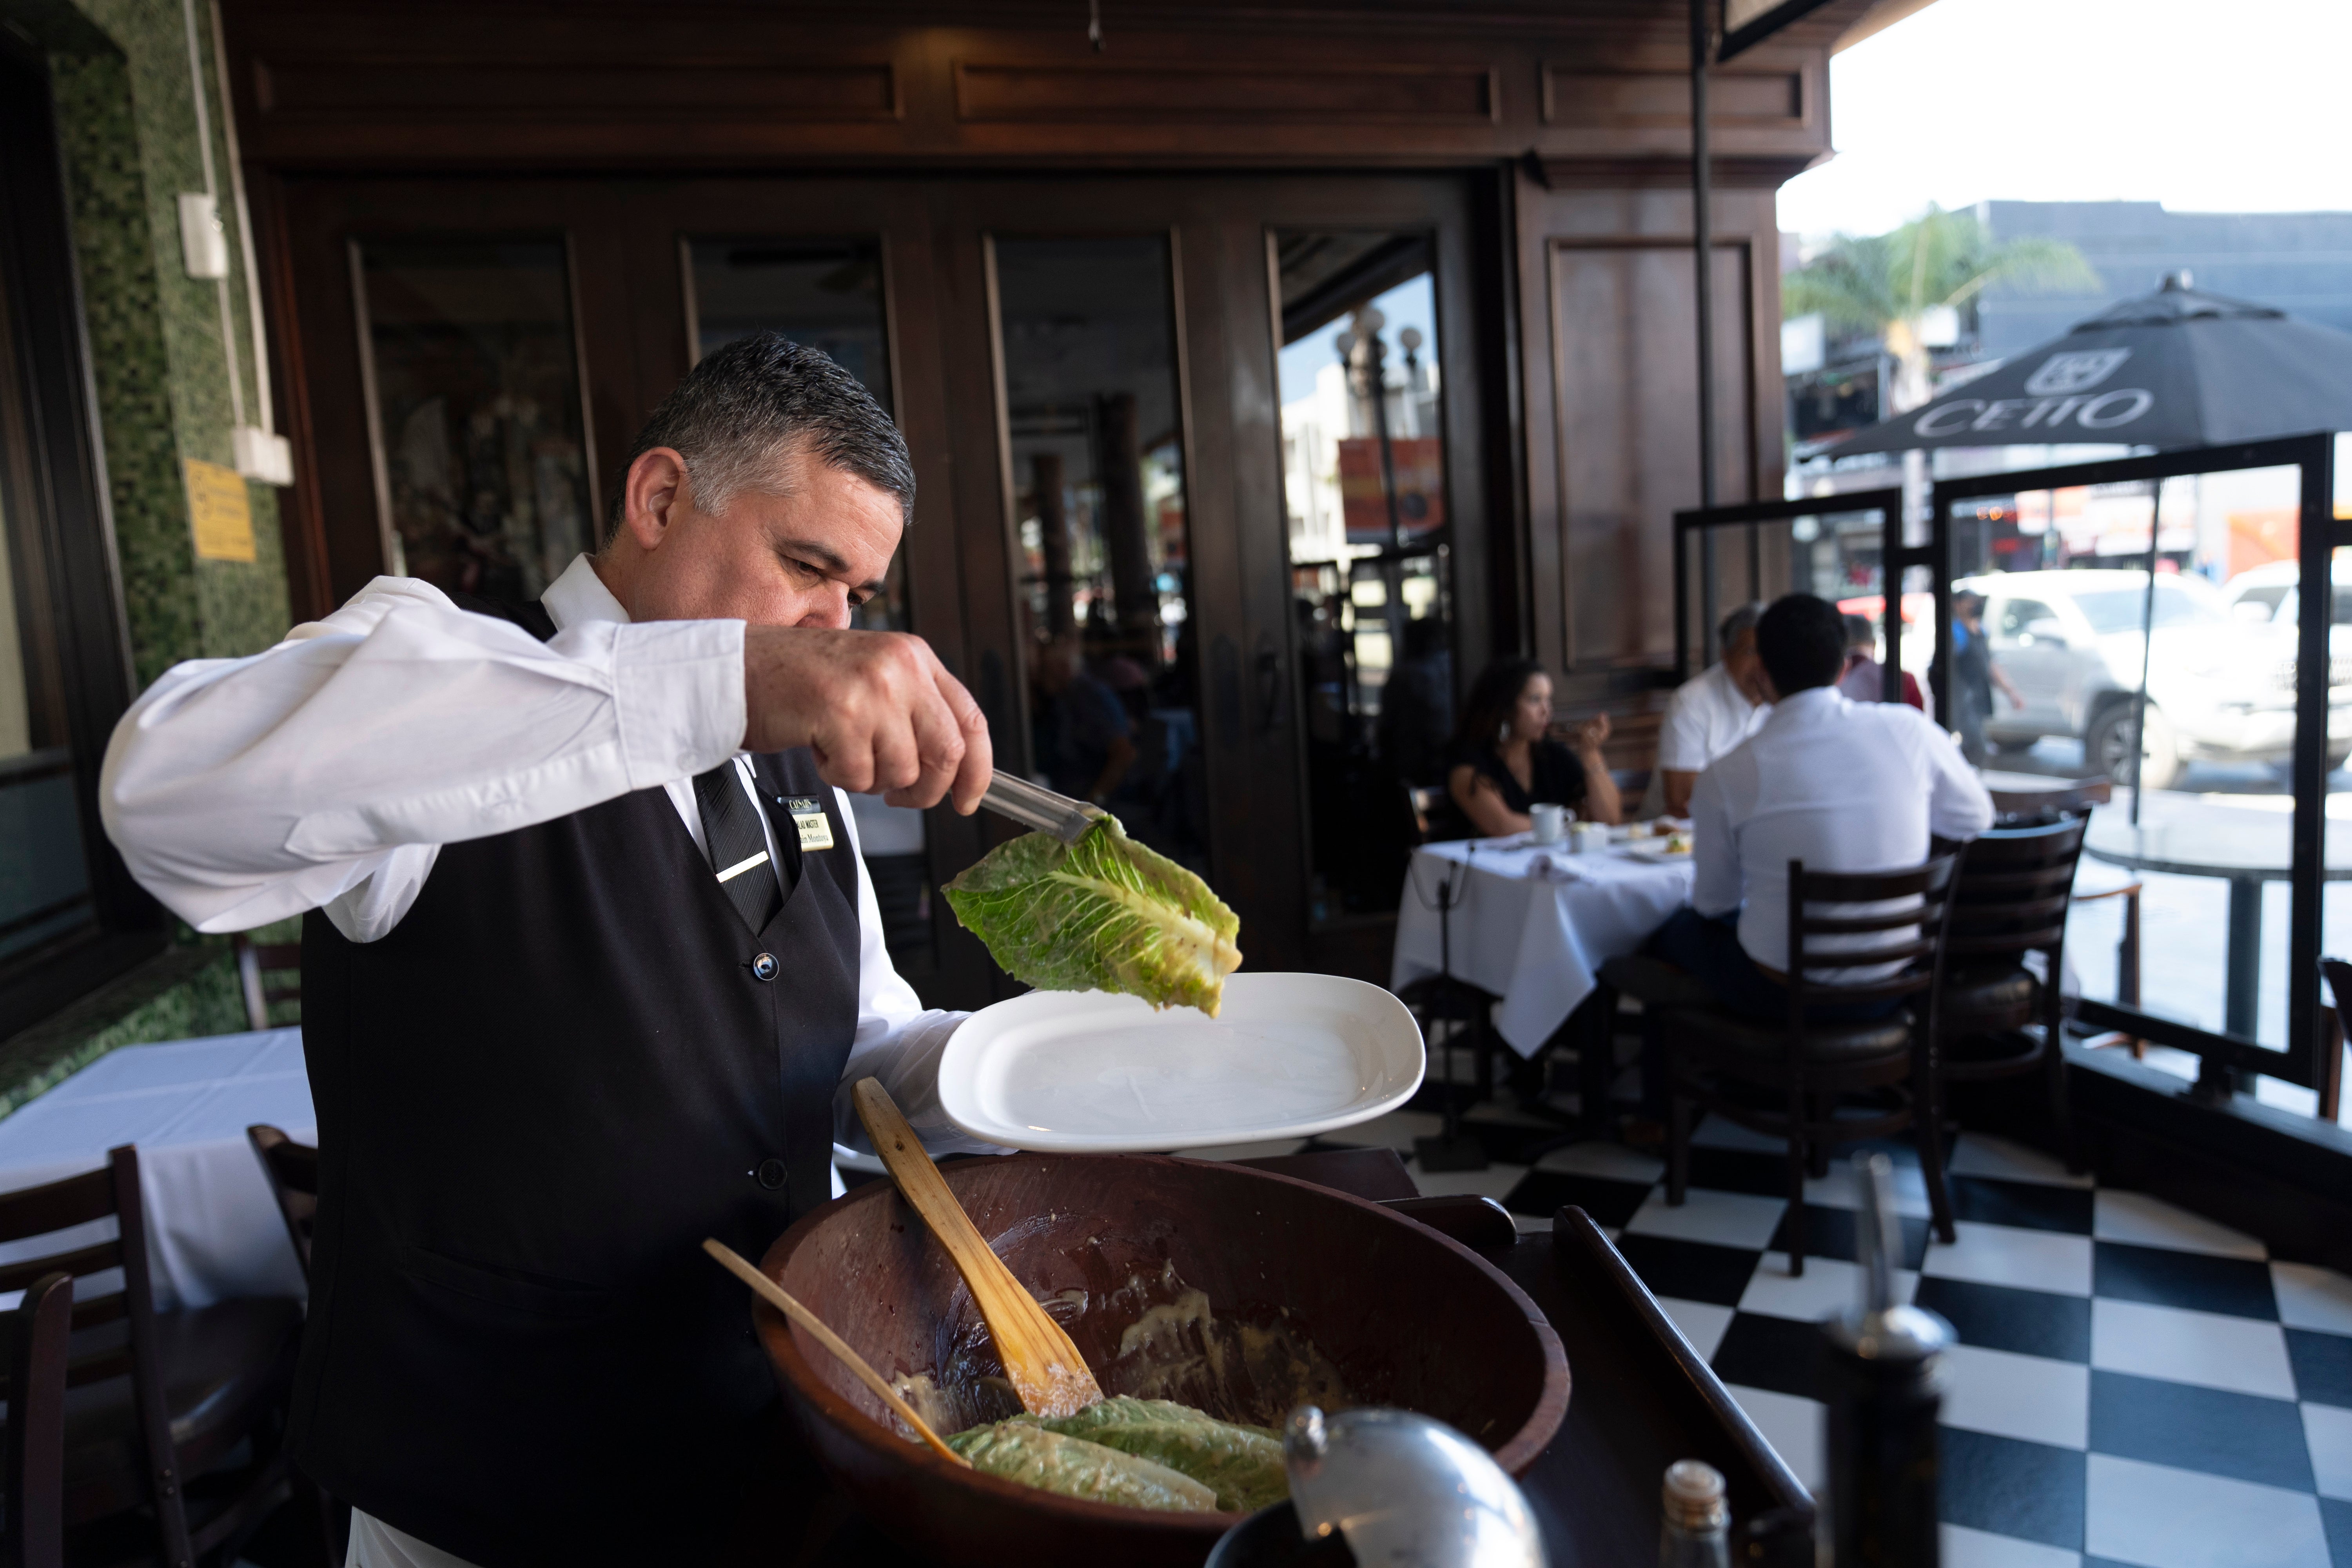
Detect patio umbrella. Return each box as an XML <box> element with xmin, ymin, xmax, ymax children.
<box><xmin>1828</xmin><ymin>272</ymin><xmax>2352</xmax><ymax>456</ymax></box>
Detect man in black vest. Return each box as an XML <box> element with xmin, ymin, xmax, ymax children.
<box><xmin>102</xmin><ymin>336</ymin><xmax>998</xmax><ymax>1566</ymax></box>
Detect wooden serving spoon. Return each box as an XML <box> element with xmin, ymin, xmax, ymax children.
<box><xmin>703</xmin><ymin>1237</ymin><xmax>970</xmax><ymax>1468</ymax></box>
<box><xmin>852</xmin><ymin>1077</ymin><xmax>1103</xmax><ymax>1419</ymax></box>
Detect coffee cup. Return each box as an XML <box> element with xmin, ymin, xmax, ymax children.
<box><xmin>1530</xmin><ymin>803</ymin><xmax>1568</xmax><ymax>844</ymax></box>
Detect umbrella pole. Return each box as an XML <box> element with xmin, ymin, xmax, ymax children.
<box><xmin>2130</xmin><ymin>477</ymin><xmax>2163</xmax><ymax>824</ymax></box>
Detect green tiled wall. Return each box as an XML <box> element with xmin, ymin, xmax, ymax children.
<box><xmin>0</xmin><ymin>0</ymin><xmax>297</xmax><ymax>1103</ymax></box>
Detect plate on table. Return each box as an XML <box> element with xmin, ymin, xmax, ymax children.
<box><xmin>935</xmin><ymin>973</ymin><xmax>1425</xmax><ymax>1152</ymax></box>
<box><xmin>1617</xmin><ymin>838</ymin><xmax>1693</xmax><ymax>863</ymax></box>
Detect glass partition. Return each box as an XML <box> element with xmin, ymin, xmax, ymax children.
<box><xmin>992</xmin><ymin>235</ymin><xmax>1205</xmax><ymax>874</ymax></box>
<box><xmin>354</xmin><ymin>239</ymin><xmax>594</xmax><ymax>601</ymax></box>
<box><xmin>1931</xmin><ymin>437</ymin><xmax>2345</xmax><ymax>1122</ymax></box>
<box><xmin>1671</xmin><ymin>492</ymin><xmax>1906</xmax><ymax>700</ymax></box>
<box><xmin>1274</xmin><ymin>232</ymin><xmax>1452</xmax><ymax>925</ymax></box>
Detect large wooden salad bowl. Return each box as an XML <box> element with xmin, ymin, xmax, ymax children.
<box><xmin>754</xmin><ymin>1152</ymin><xmax>1569</xmax><ymax>1568</ymax></box>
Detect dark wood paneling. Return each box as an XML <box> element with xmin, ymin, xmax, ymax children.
<box><xmin>1542</xmin><ymin>67</ymin><xmax>1805</xmax><ymax>128</ymax></box>
<box><xmin>217</xmin><ymin>2</ymin><xmax>1833</xmax><ymax>174</ymax></box>
<box><xmin>1550</xmin><ymin>239</ymin><xmax>1753</xmax><ymax>670</ymax></box>
<box><xmin>254</xmin><ymin>60</ymin><xmax>900</xmax><ymax>121</ymax></box>
<box><xmin>954</xmin><ymin>60</ymin><xmax>1497</xmax><ymax>123</ymax></box>
<box><xmin>1514</xmin><ymin>179</ymin><xmax>1782</xmax><ymax>690</ymax></box>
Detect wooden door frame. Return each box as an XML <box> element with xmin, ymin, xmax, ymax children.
<box><xmin>265</xmin><ymin>167</ymin><xmax>1512</xmax><ymax>992</ymax></box>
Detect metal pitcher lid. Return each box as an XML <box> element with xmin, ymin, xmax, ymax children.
<box><xmin>1284</xmin><ymin>1405</ymin><xmax>1546</xmax><ymax>1568</ymax></box>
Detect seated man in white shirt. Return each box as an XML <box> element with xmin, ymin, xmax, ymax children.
<box><xmin>1646</xmin><ymin>601</ymin><xmax>1769</xmax><ymax>817</ymax></box>
<box><xmin>1645</xmin><ymin>592</ymin><xmax>1994</xmax><ymax>1020</ymax></box>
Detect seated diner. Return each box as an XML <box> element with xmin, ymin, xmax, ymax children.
<box><xmin>1646</xmin><ymin>593</ymin><xmax>1994</xmax><ymax>1018</ymax></box>
<box><xmin>1648</xmin><ymin>602</ymin><xmax>1769</xmax><ymax>817</ymax></box>
<box><xmin>1448</xmin><ymin>657</ymin><xmax>1622</xmax><ymax>837</ymax></box>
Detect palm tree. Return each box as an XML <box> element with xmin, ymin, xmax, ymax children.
<box><xmin>1784</xmin><ymin>206</ymin><xmax>2099</xmax><ymax>413</ymax></box>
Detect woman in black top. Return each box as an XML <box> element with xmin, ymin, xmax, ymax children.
<box><xmin>1446</xmin><ymin>657</ymin><xmax>1621</xmax><ymax>837</ymax></box>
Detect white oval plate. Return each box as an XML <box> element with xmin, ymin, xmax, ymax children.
<box><xmin>936</xmin><ymin>973</ymin><xmax>1425</xmax><ymax>1153</ymax></box>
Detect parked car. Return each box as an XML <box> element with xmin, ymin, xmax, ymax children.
<box><xmin>1960</xmin><ymin>569</ymin><xmax>2352</xmax><ymax>789</ymax></box>
<box><xmin>2219</xmin><ymin>559</ymin><xmax>2352</xmax><ymax>650</ymax></box>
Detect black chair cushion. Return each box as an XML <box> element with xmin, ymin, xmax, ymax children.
<box><xmin>1661</xmin><ymin>1005</ymin><xmax>1915</xmax><ymax>1065</ymax></box>
<box><xmin>1940</xmin><ymin>962</ymin><xmax>2036</xmax><ymax>1023</ymax></box>
<box><xmin>62</xmin><ymin>1297</ymin><xmax>302</xmax><ymax>1523</ymax></box>
<box><xmin>1597</xmin><ymin>953</ymin><xmax>1717</xmax><ymax>1011</ymax></box>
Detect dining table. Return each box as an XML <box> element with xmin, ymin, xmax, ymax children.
<box><xmin>1389</xmin><ymin>835</ymin><xmax>1697</xmax><ymax>1058</ymax></box>
<box><xmin>0</xmin><ymin>1026</ymin><xmax>314</xmax><ymax>1308</ymax></box>
<box><xmin>2081</xmin><ymin>789</ymin><xmax>2352</xmax><ymax>1043</ymax></box>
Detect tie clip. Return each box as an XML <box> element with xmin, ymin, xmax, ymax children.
<box><xmin>715</xmin><ymin>850</ymin><xmax>770</xmax><ymax>884</ymax></box>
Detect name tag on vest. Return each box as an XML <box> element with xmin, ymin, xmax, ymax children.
<box><xmin>782</xmin><ymin>797</ymin><xmax>834</xmax><ymax>852</ymax></box>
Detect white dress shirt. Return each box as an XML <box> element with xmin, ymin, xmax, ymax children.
<box><xmin>102</xmin><ymin>552</ymin><xmax>986</xmax><ymax>1155</ymax></box>
<box><xmin>1655</xmin><ymin>661</ymin><xmax>1768</xmax><ymax>774</ymax></box>
<box><xmin>104</xmin><ymin>555</ymin><xmax>996</xmax><ymax>1568</ymax></box>
<box><xmin>1689</xmin><ymin>684</ymin><xmax>1993</xmax><ymax>983</ymax></box>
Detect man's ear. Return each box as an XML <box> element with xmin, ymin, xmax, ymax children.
<box><xmin>620</xmin><ymin>448</ymin><xmax>691</xmax><ymax>554</ymax></box>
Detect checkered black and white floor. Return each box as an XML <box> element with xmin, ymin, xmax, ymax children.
<box><xmin>1183</xmin><ymin>1083</ymin><xmax>2352</xmax><ymax>1568</ymax></box>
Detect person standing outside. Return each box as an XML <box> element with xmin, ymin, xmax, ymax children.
<box><xmin>101</xmin><ymin>336</ymin><xmax>999</xmax><ymax>1568</ymax></box>
<box><xmin>1951</xmin><ymin>590</ymin><xmax>2023</xmax><ymax>766</ymax></box>
<box><xmin>1647</xmin><ymin>602</ymin><xmax>1771</xmax><ymax>817</ymax></box>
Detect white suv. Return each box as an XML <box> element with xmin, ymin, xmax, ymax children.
<box><xmin>1962</xmin><ymin>569</ymin><xmax>2352</xmax><ymax>789</ymax></box>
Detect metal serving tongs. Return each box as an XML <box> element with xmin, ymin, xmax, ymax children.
<box><xmin>980</xmin><ymin>771</ymin><xmax>1109</xmax><ymax>845</ymax></box>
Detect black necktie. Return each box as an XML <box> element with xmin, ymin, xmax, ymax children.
<box><xmin>693</xmin><ymin>762</ymin><xmax>783</xmax><ymax>933</ymax></box>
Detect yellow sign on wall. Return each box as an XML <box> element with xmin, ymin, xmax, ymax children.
<box><xmin>185</xmin><ymin>459</ymin><xmax>255</xmax><ymax>563</ymax></box>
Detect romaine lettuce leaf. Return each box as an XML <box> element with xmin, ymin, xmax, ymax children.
<box><xmin>942</xmin><ymin>818</ymin><xmax>1243</xmax><ymax>1016</ymax></box>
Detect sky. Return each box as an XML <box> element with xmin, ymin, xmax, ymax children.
<box><xmin>1777</xmin><ymin>0</ymin><xmax>2352</xmax><ymax>240</ymax></box>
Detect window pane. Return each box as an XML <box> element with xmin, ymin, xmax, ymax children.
<box><xmin>685</xmin><ymin>238</ymin><xmax>904</xmax><ymax>636</ymax></box>
<box><xmin>1953</xmin><ymin>468</ymin><xmax>2339</xmax><ymax>1113</ymax></box>
<box><xmin>356</xmin><ymin>239</ymin><xmax>594</xmax><ymax>602</ymax></box>
<box><xmin>994</xmin><ymin>236</ymin><xmax>1204</xmax><ymax>874</ymax></box>
<box><xmin>688</xmin><ymin>238</ymin><xmax>892</xmax><ymax>417</ymax></box>
<box><xmin>1275</xmin><ymin>232</ymin><xmax>1450</xmax><ymax>924</ymax></box>
<box><xmin>0</xmin><ymin>491</ymin><xmax>89</xmax><ymax>964</ymax></box>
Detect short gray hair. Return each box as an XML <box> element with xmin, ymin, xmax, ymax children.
<box><xmin>1718</xmin><ymin>601</ymin><xmax>1766</xmax><ymax>648</ymax></box>
<box><xmin>608</xmin><ymin>332</ymin><xmax>914</xmax><ymax>541</ymax></box>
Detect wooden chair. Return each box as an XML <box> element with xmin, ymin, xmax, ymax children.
<box><xmin>6</xmin><ymin>1272</ymin><xmax>74</xmax><ymax>1568</ymax></box>
<box><xmin>230</xmin><ymin>935</ymin><xmax>301</xmax><ymax>1033</ymax></box>
<box><xmin>1935</xmin><ymin>818</ymin><xmax>2090</xmax><ymax>1166</ymax></box>
<box><xmin>1660</xmin><ymin>855</ymin><xmax>1962</xmax><ymax>1275</ymax></box>
<box><xmin>0</xmin><ymin>1144</ymin><xmax>305</xmax><ymax>1568</ymax></box>
<box><xmin>246</xmin><ymin>1126</ymin><xmax>318</xmax><ymax>1282</ymax></box>
<box><xmin>2312</xmin><ymin>960</ymin><xmax>2352</xmax><ymax>1124</ymax></box>
<box><xmin>1399</xmin><ymin>783</ymin><xmax>1500</xmax><ymax>1101</ymax></box>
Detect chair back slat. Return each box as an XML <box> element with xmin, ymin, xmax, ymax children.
<box><xmin>4</xmin><ymin>1271</ymin><xmax>71</xmax><ymax>1568</ymax></box>
<box><xmin>62</xmin><ymin>1347</ymin><xmax>133</xmax><ymax>1390</ymax></box>
<box><xmin>1785</xmin><ymin>853</ymin><xmax>1962</xmax><ymax>1011</ymax></box>
<box><xmin>0</xmin><ymin>1242</ymin><xmax>121</xmax><ymax>1296</ymax></box>
<box><xmin>66</xmin><ymin>1293</ymin><xmax>127</xmax><ymax>1333</ymax></box>
<box><xmin>1950</xmin><ymin>818</ymin><xmax>2089</xmax><ymax>968</ymax></box>
<box><xmin>248</xmin><ymin>1125</ymin><xmax>318</xmax><ymax>1279</ymax></box>
<box><xmin>232</xmin><ymin>935</ymin><xmax>303</xmax><ymax>1032</ymax></box>
<box><xmin>0</xmin><ymin>1167</ymin><xmax>116</xmax><ymax>1246</ymax></box>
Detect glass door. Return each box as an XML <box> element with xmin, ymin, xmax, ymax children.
<box><xmin>279</xmin><ymin>172</ymin><xmax>1496</xmax><ymax>998</ymax></box>
<box><xmin>1274</xmin><ymin>234</ymin><xmax>1455</xmax><ymax>925</ymax></box>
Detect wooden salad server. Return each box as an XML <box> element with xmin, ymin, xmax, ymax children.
<box><xmin>852</xmin><ymin>1077</ymin><xmax>1103</xmax><ymax>1418</ymax></box>
<box><xmin>703</xmin><ymin>1237</ymin><xmax>969</xmax><ymax>1467</ymax></box>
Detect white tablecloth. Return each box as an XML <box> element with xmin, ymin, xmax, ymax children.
<box><xmin>0</xmin><ymin>1029</ymin><xmax>313</xmax><ymax>1310</ymax></box>
<box><xmin>1390</xmin><ymin>839</ymin><xmax>1696</xmax><ymax>1057</ymax></box>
